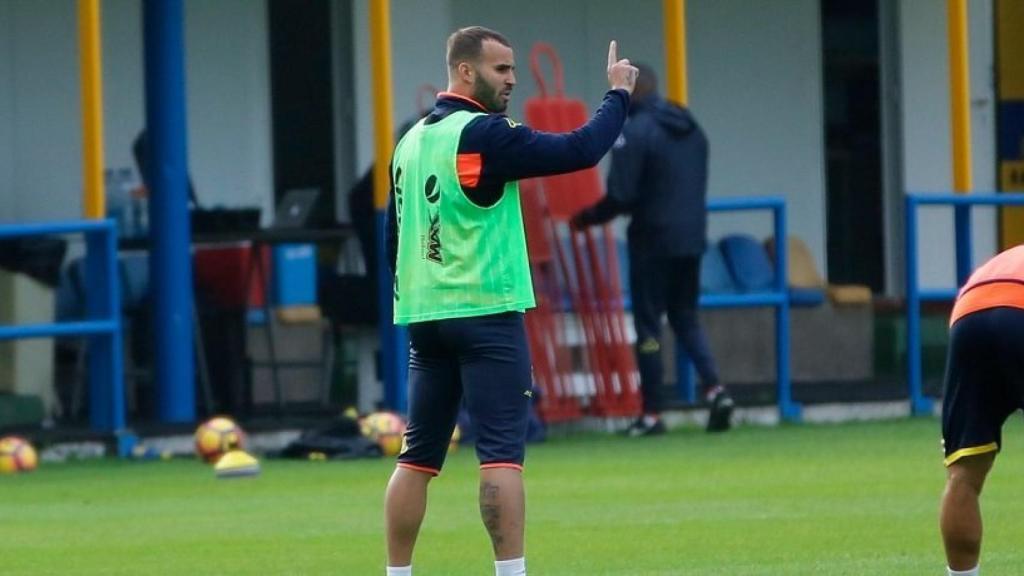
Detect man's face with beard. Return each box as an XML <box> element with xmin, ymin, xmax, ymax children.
<box><xmin>470</xmin><ymin>39</ymin><xmax>516</xmax><ymax>113</ymax></box>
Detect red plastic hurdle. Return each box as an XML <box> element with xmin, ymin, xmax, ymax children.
<box><xmin>521</xmin><ymin>43</ymin><xmax>641</xmax><ymax>419</ymax></box>
<box><xmin>520</xmin><ymin>180</ymin><xmax>582</xmax><ymax>422</ymax></box>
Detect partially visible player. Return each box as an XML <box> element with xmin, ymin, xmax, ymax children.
<box><xmin>940</xmin><ymin>244</ymin><xmax>1024</xmax><ymax>576</ymax></box>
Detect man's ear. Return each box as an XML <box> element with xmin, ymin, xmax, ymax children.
<box><xmin>458</xmin><ymin>62</ymin><xmax>474</xmax><ymax>82</ymax></box>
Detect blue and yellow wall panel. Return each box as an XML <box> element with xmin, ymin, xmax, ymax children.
<box><xmin>998</xmin><ymin>0</ymin><xmax>1024</xmax><ymax>248</ymax></box>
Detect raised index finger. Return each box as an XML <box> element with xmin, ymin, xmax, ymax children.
<box><xmin>608</xmin><ymin>40</ymin><xmax>617</xmax><ymax>69</ymax></box>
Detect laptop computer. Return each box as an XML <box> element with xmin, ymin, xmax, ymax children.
<box><xmin>272</xmin><ymin>188</ymin><xmax>322</xmax><ymax>230</ymax></box>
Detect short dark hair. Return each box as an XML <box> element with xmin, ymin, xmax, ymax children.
<box><xmin>633</xmin><ymin>62</ymin><xmax>658</xmax><ymax>95</ymax></box>
<box><xmin>446</xmin><ymin>26</ymin><xmax>511</xmax><ymax>69</ymax></box>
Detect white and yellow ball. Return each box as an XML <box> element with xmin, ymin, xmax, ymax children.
<box><xmin>360</xmin><ymin>411</ymin><xmax>407</xmax><ymax>457</ymax></box>
<box><xmin>0</xmin><ymin>436</ymin><xmax>38</xmax><ymax>474</ymax></box>
<box><xmin>194</xmin><ymin>416</ymin><xmax>246</xmax><ymax>463</ymax></box>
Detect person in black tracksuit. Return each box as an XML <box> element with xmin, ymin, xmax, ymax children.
<box><xmin>572</xmin><ymin>63</ymin><xmax>733</xmax><ymax>435</ymax></box>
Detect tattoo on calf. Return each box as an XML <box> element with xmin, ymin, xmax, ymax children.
<box><xmin>479</xmin><ymin>482</ymin><xmax>504</xmax><ymax>550</ymax></box>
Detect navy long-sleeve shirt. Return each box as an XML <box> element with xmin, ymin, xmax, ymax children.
<box><xmin>575</xmin><ymin>95</ymin><xmax>709</xmax><ymax>256</ymax></box>
<box><xmin>386</xmin><ymin>89</ymin><xmax>630</xmax><ymax>273</ymax></box>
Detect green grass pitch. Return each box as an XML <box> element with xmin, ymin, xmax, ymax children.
<box><xmin>4</xmin><ymin>417</ymin><xmax>1024</xmax><ymax>575</ymax></box>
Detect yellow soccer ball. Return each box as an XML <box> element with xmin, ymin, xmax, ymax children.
<box><xmin>194</xmin><ymin>416</ymin><xmax>246</xmax><ymax>463</ymax></box>
<box><xmin>360</xmin><ymin>411</ymin><xmax>407</xmax><ymax>457</ymax></box>
<box><xmin>0</xmin><ymin>436</ymin><xmax>38</xmax><ymax>474</ymax></box>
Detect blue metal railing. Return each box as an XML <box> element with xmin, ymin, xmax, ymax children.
<box><xmin>0</xmin><ymin>219</ymin><xmax>130</xmax><ymax>450</ymax></box>
<box><xmin>678</xmin><ymin>196</ymin><xmax>798</xmax><ymax>422</ymax></box>
<box><xmin>904</xmin><ymin>193</ymin><xmax>1024</xmax><ymax>415</ymax></box>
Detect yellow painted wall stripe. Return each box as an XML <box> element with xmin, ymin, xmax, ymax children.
<box><xmin>944</xmin><ymin>442</ymin><xmax>998</xmax><ymax>467</ymax></box>
<box><xmin>663</xmin><ymin>0</ymin><xmax>687</xmax><ymax>107</ymax></box>
<box><xmin>947</xmin><ymin>0</ymin><xmax>972</xmax><ymax>193</ymax></box>
<box><xmin>78</xmin><ymin>0</ymin><xmax>105</xmax><ymax>218</ymax></box>
<box><xmin>369</xmin><ymin>0</ymin><xmax>395</xmax><ymax>211</ymax></box>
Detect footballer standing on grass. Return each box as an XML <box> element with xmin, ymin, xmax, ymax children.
<box><xmin>382</xmin><ymin>26</ymin><xmax>637</xmax><ymax>576</ymax></box>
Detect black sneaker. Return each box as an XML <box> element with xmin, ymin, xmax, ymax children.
<box><xmin>622</xmin><ymin>417</ymin><xmax>646</xmax><ymax>436</ymax></box>
<box><xmin>706</xmin><ymin>389</ymin><xmax>734</xmax><ymax>433</ymax></box>
<box><xmin>628</xmin><ymin>416</ymin><xmax>666</xmax><ymax>437</ymax></box>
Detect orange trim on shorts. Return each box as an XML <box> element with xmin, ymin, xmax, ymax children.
<box><xmin>951</xmin><ymin>282</ymin><xmax>1024</xmax><ymax>326</ymax></box>
<box><xmin>457</xmin><ymin>153</ymin><xmax>483</xmax><ymax>188</ymax></box>
<box><xmin>397</xmin><ymin>462</ymin><xmax>440</xmax><ymax>476</ymax></box>
<box><xmin>479</xmin><ymin>463</ymin><xmax>523</xmax><ymax>472</ymax></box>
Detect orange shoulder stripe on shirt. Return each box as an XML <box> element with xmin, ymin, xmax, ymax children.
<box><xmin>457</xmin><ymin>153</ymin><xmax>483</xmax><ymax>188</ymax></box>
<box><xmin>951</xmin><ymin>282</ymin><xmax>1024</xmax><ymax>326</ymax></box>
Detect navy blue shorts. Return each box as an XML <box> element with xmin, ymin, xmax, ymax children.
<box><xmin>397</xmin><ymin>312</ymin><xmax>532</xmax><ymax>475</ymax></box>
<box><xmin>942</xmin><ymin>307</ymin><xmax>1024</xmax><ymax>466</ymax></box>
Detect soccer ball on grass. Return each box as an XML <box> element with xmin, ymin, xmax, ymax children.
<box><xmin>0</xmin><ymin>436</ymin><xmax>38</xmax><ymax>474</ymax></box>
<box><xmin>194</xmin><ymin>417</ymin><xmax>246</xmax><ymax>463</ymax></box>
<box><xmin>360</xmin><ymin>411</ymin><xmax>407</xmax><ymax>457</ymax></box>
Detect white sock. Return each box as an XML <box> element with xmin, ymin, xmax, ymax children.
<box><xmin>386</xmin><ymin>566</ymin><xmax>411</xmax><ymax>576</ymax></box>
<box><xmin>948</xmin><ymin>566</ymin><xmax>978</xmax><ymax>576</ymax></box>
<box><xmin>495</xmin><ymin>556</ymin><xmax>526</xmax><ymax>576</ymax></box>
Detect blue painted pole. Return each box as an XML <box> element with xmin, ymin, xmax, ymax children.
<box><xmin>85</xmin><ymin>222</ymin><xmax>125</xmax><ymax>432</ymax></box>
<box><xmin>693</xmin><ymin>197</ymin><xmax>795</xmax><ymax>418</ymax></box>
<box><xmin>377</xmin><ymin>211</ymin><xmax>408</xmax><ymax>412</ymax></box>
<box><xmin>905</xmin><ymin>196</ymin><xmax>931</xmax><ymax>415</ymax></box>
<box><xmin>0</xmin><ymin>220</ymin><xmax>128</xmax><ymax>442</ymax></box>
<box><xmin>954</xmin><ymin>205</ymin><xmax>972</xmax><ymax>285</ymax></box>
<box><xmin>773</xmin><ymin>203</ymin><xmax>798</xmax><ymax>422</ymax></box>
<box><xmin>143</xmin><ymin>0</ymin><xmax>194</xmax><ymax>423</ymax></box>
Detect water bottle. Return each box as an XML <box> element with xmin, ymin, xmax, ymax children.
<box><xmin>120</xmin><ymin>167</ymin><xmax>141</xmax><ymax>238</ymax></box>
<box><xmin>105</xmin><ymin>168</ymin><xmax>132</xmax><ymax>237</ymax></box>
<box><xmin>123</xmin><ymin>167</ymin><xmax>149</xmax><ymax>237</ymax></box>
<box><xmin>136</xmin><ymin>194</ymin><xmax>149</xmax><ymax>237</ymax></box>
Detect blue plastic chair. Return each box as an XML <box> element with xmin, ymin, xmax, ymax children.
<box><xmin>700</xmin><ymin>244</ymin><xmax>739</xmax><ymax>294</ymax></box>
<box><xmin>718</xmin><ymin>234</ymin><xmax>775</xmax><ymax>292</ymax></box>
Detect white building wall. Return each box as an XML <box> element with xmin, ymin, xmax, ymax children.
<box><xmin>4</xmin><ymin>0</ymin><xmax>82</xmax><ymax>222</ymax></box>
<box><xmin>688</xmin><ymin>0</ymin><xmax>826</xmax><ymax>273</ymax></box>
<box><xmin>0</xmin><ymin>0</ymin><xmax>13</xmax><ymax>222</ymax></box>
<box><xmin>183</xmin><ymin>0</ymin><xmax>272</xmax><ymax>217</ymax></box>
<box><xmin>101</xmin><ymin>0</ymin><xmax>144</xmax><ymax>183</ymax></box>
<box><xmin>0</xmin><ymin>0</ymin><xmax>1001</xmax><ymax>293</ymax></box>
<box><xmin>420</xmin><ymin>0</ymin><xmax>829</xmax><ymax>273</ymax></box>
<box><xmin>900</xmin><ymin>0</ymin><xmax>997</xmax><ymax>290</ymax></box>
<box><xmin>352</xmin><ymin>0</ymin><xmax>451</xmax><ymax>175</ymax></box>
<box><xmin>0</xmin><ymin>0</ymin><xmax>272</xmax><ymax>224</ymax></box>
<box><xmin>967</xmin><ymin>0</ymin><xmax>997</xmax><ymax>264</ymax></box>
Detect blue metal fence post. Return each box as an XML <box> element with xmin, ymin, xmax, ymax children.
<box><xmin>143</xmin><ymin>0</ymin><xmax>195</xmax><ymax>423</ymax></box>
<box><xmin>903</xmin><ymin>193</ymin><xmax>1024</xmax><ymax>413</ymax></box>
<box><xmin>905</xmin><ymin>195</ymin><xmax>931</xmax><ymax>415</ymax></box>
<box><xmin>85</xmin><ymin>223</ymin><xmax>125</xmax><ymax>433</ymax></box>
<box><xmin>378</xmin><ymin>212</ymin><xmax>408</xmax><ymax>413</ymax></box>
<box><xmin>953</xmin><ymin>205</ymin><xmax>972</xmax><ymax>285</ymax></box>
<box><xmin>692</xmin><ymin>197</ymin><xmax>796</xmax><ymax>421</ymax></box>
<box><xmin>773</xmin><ymin>203</ymin><xmax>799</xmax><ymax>422</ymax></box>
<box><xmin>0</xmin><ymin>220</ymin><xmax>133</xmax><ymax>454</ymax></box>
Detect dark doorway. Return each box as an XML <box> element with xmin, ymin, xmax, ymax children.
<box><xmin>268</xmin><ymin>0</ymin><xmax>336</xmax><ymax>216</ymax></box>
<box><xmin>821</xmin><ymin>0</ymin><xmax>884</xmax><ymax>291</ymax></box>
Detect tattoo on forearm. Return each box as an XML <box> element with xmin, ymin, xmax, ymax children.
<box><xmin>480</xmin><ymin>482</ymin><xmax>504</xmax><ymax>550</ymax></box>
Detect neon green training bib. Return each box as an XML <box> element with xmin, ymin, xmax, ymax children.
<box><xmin>391</xmin><ymin>110</ymin><xmax>535</xmax><ymax>324</ymax></box>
